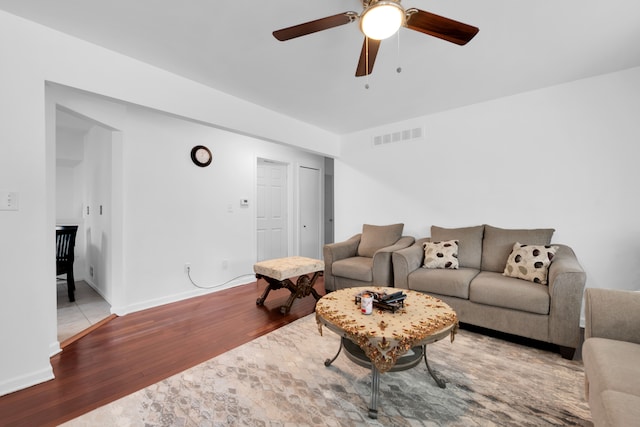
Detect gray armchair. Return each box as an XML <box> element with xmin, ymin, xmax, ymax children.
<box><xmin>583</xmin><ymin>288</ymin><xmax>640</xmax><ymax>427</ymax></box>
<box><xmin>323</xmin><ymin>223</ymin><xmax>415</xmax><ymax>292</ymax></box>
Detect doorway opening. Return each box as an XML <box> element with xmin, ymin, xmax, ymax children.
<box><xmin>55</xmin><ymin>107</ymin><xmax>113</xmax><ymax>345</ymax></box>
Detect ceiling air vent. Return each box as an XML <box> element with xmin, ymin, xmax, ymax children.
<box><xmin>372</xmin><ymin>126</ymin><xmax>423</xmax><ymax>147</ymax></box>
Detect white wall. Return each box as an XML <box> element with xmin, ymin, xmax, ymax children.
<box><xmin>47</xmin><ymin>89</ymin><xmax>328</xmax><ymax>327</ymax></box>
<box><xmin>83</xmin><ymin>125</ymin><xmax>113</xmax><ymax>300</ymax></box>
<box><xmin>337</xmin><ymin>66</ymin><xmax>640</xmax><ymax>293</ymax></box>
<box><xmin>119</xmin><ymin>103</ymin><xmax>325</xmax><ymax>313</ymax></box>
<box><xmin>0</xmin><ymin>10</ymin><xmax>337</xmax><ymax>397</ymax></box>
<box><xmin>55</xmin><ymin>165</ymin><xmax>77</xmax><ymax>221</ymax></box>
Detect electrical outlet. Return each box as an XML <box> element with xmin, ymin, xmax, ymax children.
<box><xmin>184</xmin><ymin>263</ymin><xmax>191</xmax><ymax>274</ymax></box>
<box><xmin>89</xmin><ymin>266</ymin><xmax>94</xmax><ymax>277</ymax></box>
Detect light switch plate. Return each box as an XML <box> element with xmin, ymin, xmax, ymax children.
<box><xmin>0</xmin><ymin>191</ymin><xmax>18</xmax><ymax>211</ymax></box>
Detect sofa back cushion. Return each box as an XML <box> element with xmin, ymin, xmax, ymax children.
<box><xmin>431</xmin><ymin>225</ymin><xmax>485</xmax><ymax>269</ymax></box>
<box><xmin>357</xmin><ymin>223</ymin><xmax>404</xmax><ymax>258</ymax></box>
<box><xmin>481</xmin><ymin>225</ymin><xmax>555</xmax><ymax>272</ymax></box>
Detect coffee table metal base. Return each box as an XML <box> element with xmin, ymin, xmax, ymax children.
<box><xmin>324</xmin><ymin>337</ymin><xmax>446</xmax><ymax>419</ymax></box>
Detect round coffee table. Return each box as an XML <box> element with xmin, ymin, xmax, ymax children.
<box><xmin>315</xmin><ymin>287</ymin><xmax>458</xmax><ymax>419</ymax></box>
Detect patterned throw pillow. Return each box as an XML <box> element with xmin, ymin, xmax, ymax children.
<box><xmin>423</xmin><ymin>240</ymin><xmax>459</xmax><ymax>269</ymax></box>
<box><xmin>503</xmin><ymin>242</ymin><xmax>558</xmax><ymax>284</ymax></box>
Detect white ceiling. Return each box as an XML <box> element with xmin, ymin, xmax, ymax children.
<box><xmin>2</xmin><ymin>0</ymin><xmax>639</xmax><ymax>134</ymax></box>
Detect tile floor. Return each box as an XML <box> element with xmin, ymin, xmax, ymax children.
<box><xmin>57</xmin><ymin>278</ymin><xmax>112</xmax><ymax>343</ymax></box>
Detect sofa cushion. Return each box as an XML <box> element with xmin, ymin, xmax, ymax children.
<box><xmin>431</xmin><ymin>225</ymin><xmax>484</xmax><ymax>269</ymax></box>
<box><xmin>469</xmin><ymin>271</ymin><xmax>550</xmax><ymax>314</ymax></box>
<box><xmin>583</xmin><ymin>337</ymin><xmax>640</xmax><ymax>401</ymax></box>
<box><xmin>423</xmin><ymin>240</ymin><xmax>459</xmax><ymax>269</ymax></box>
<box><xmin>481</xmin><ymin>225</ymin><xmax>555</xmax><ymax>273</ymax></box>
<box><xmin>407</xmin><ymin>267</ymin><xmax>479</xmax><ymax>299</ymax></box>
<box><xmin>332</xmin><ymin>257</ymin><xmax>374</xmax><ymax>282</ymax></box>
<box><xmin>503</xmin><ymin>243</ymin><xmax>558</xmax><ymax>285</ymax></box>
<box><xmin>357</xmin><ymin>223</ymin><xmax>404</xmax><ymax>258</ymax></box>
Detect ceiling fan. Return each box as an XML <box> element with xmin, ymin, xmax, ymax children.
<box><xmin>273</xmin><ymin>0</ymin><xmax>479</xmax><ymax>77</ymax></box>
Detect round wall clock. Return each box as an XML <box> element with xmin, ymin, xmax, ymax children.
<box><xmin>190</xmin><ymin>145</ymin><xmax>212</xmax><ymax>167</ymax></box>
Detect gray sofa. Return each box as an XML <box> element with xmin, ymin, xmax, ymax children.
<box><xmin>324</xmin><ymin>223</ymin><xmax>415</xmax><ymax>291</ymax></box>
<box><xmin>392</xmin><ymin>224</ymin><xmax>586</xmax><ymax>359</ymax></box>
<box><xmin>583</xmin><ymin>288</ymin><xmax>640</xmax><ymax>427</ymax></box>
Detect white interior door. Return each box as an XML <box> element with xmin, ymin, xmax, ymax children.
<box><xmin>299</xmin><ymin>166</ymin><xmax>321</xmax><ymax>259</ymax></box>
<box><xmin>256</xmin><ymin>159</ymin><xmax>288</xmax><ymax>261</ymax></box>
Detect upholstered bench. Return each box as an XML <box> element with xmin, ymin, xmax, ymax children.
<box><xmin>254</xmin><ymin>256</ymin><xmax>324</xmax><ymax>314</ymax></box>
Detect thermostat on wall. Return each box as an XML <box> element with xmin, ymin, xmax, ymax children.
<box><xmin>240</xmin><ymin>199</ymin><xmax>249</xmax><ymax>207</ymax></box>
<box><xmin>0</xmin><ymin>191</ymin><xmax>18</xmax><ymax>211</ymax></box>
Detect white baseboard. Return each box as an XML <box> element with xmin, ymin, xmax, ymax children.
<box><xmin>0</xmin><ymin>365</ymin><xmax>54</xmax><ymax>397</ymax></box>
<box><xmin>49</xmin><ymin>341</ymin><xmax>62</xmax><ymax>357</ymax></box>
<box><xmin>83</xmin><ymin>279</ymin><xmax>112</xmax><ymax>306</ymax></box>
<box><xmin>110</xmin><ymin>278</ymin><xmax>249</xmax><ymax>316</ymax></box>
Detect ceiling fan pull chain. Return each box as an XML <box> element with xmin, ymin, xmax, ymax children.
<box><xmin>365</xmin><ymin>37</ymin><xmax>371</xmax><ymax>89</ymax></box>
<box><xmin>396</xmin><ymin>30</ymin><xmax>402</xmax><ymax>74</ymax></box>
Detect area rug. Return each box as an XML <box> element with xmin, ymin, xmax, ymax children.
<box><xmin>64</xmin><ymin>314</ymin><xmax>592</xmax><ymax>426</ymax></box>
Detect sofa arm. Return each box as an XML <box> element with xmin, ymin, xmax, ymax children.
<box><xmin>392</xmin><ymin>237</ymin><xmax>430</xmax><ymax>289</ymax></box>
<box><xmin>546</xmin><ymin>244</ymin><xmax>587</xmax><ymax>348</ymax></box>
<box><xmin>371</xmin><ymin>236</ymin><xmax>416</xmax><ymax>287</ymax></box>
<box><xmin>323</xmin><ymin>234</ymin><xmax>361</xmax><ymax>291</ymax></box>
<box><xmin>585</xmin><ymin>288</ymin><xmax>640</xmax><ymax>344</ymax></box>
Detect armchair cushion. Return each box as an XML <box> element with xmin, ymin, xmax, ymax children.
<box><xmin>600</xmin><ymin>390</ymin><xmax>640</xmax><ymax>427</ymax></box>
<box><xmin>481</xmin><ymin>225</ymin><xmax>555</xmax><ymax>273</ymax></box>
<box><xmin>431</xmin><ymin>225</ymin><xmax>484</xmax><ymax>269</ymax></box>
<box><xmin>357</xmin><ymin>223</ymin><xmax>404</xmax><ymax>258</ymax></box>
<box><xmin>583</xmin><ymin>338</ymin><xmax>640</xmax><ymax>399</ymax></box>
<box><xmin>332</xmin><ymin>256</ymin><xmax>374</xmax><ymax>282</ymax></box>
<box><xmin>583</xmin><ymin>288</ymin><xmax>640</xmax><ymax>426</ymax></box>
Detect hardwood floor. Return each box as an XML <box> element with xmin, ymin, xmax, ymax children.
<box><xmin>0</xmin><ymin>278</ymin><xmax>324</xmax><ymax>427</ymax></box>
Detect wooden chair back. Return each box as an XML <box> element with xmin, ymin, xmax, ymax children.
<box><xmin>56</xmin><ymin>225</ymin><xmax>78</xmax><ymax>274</ymax></box>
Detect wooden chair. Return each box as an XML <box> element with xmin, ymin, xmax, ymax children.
<box><xmin>56</xmin><ymin>225</ymin><xmax>78</xmax><ymax>302</ymax></box>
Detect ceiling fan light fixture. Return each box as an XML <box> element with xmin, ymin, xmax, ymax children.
<box><xmin>360</xmin><ymin>1</ymin><xmax>405</xmax><ymax>40</ymax></box>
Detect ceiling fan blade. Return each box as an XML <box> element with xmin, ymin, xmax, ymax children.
<box><xmin>355</xmin><ymin>38</ymin><xmax>381</xmax><ymax>77</ymax></box>
<box><xmin>405</xmin><ymin>9</ymin><xmax>479</xmax><ymax>45</ymax></box>
<box><xmin>273</xmin><ymin>12</ymin><xmax>357</xmax><ymax>41</ymax></box>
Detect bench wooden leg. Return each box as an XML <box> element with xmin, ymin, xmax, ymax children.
<box><xmin>256</xmin><ymin>271</ymin><xmax>323</xmax><ymax>314</ymax></box>
<box><xmin>255</xmin><ymin>274</ymin><xmax>282</xmax><ymax>306</ymax></box>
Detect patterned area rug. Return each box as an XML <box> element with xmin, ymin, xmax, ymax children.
<box><xmin>64</xmin><ymin>314</ymin><xmax>592</xmax><ymax>426</ymax></box>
